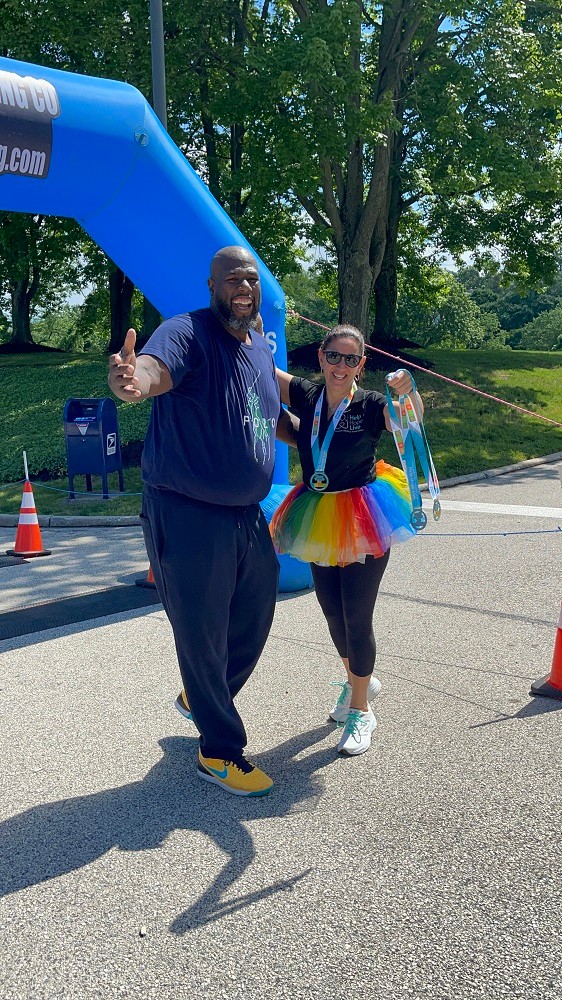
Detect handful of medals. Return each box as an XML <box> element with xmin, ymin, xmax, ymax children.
<box><xmin>385</xmin><ymin>370</ymin><xmax>441</xmax><ymax>530</ymax></box>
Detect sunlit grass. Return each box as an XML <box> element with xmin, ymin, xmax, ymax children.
<box><xmin>0</xmin><ymin>347</ymin><xmax>560</xmax><ymax>516</ymax></box>
<box><xmin>0</xmin><ymin>466</ymin><xmax>144</xmax><ymax>517</ymax></box>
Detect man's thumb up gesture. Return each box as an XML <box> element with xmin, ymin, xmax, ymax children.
<box><xmin>108</xmin><ymin>328</ymin><xmax>141</xmax><ymax>399</ymax></box>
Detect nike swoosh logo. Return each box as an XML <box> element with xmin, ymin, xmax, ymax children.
<box><xmin>205</xmin><ymin>764</ymin><xmax>229</xmax><ymax>779</ymax></box>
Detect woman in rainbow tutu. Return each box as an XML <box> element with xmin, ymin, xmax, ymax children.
<box><xmin>272</xmin><ymin>324</ymin><xmax>423</xmax><ymax>756</ymax></box>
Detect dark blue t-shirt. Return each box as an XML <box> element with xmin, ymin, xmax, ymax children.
<box><xmin>139</xmin><ymin>308</ymin><xmax>280</xmax><ymax>505</ymax></box>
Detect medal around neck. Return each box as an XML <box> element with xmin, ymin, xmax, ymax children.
<box><xmin>310</xmin><ymin>471</ymin><xmax>329</xmax><ymax>491</ymax></box>
<box><xmin>309</xmin><ymin>385</ymin><xmax>356</xmax><ymax>494</ymax></box>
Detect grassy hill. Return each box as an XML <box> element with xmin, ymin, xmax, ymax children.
<box><xmin>0</xmin><ymin>348</ymin><xmax>560</xmax><ymax>516</ymax></box>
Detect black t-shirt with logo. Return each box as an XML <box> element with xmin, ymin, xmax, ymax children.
<box><xmin>139</xmin><ymin>308</ymin><xmax>280</xmax><ymax>505</ymax></box>
<box><xmin>289</xmin><ymin>376</ymin><xmax>387</xmax><ymax>491</ymax></box>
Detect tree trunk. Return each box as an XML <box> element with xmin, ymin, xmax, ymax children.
<box><xmin>335</xmin><ymin>156</ymin><xmax>390</xmax><ymax>334</ymax></box>
<box><xmin>372</xmin><ymin>135</ymin><xmax>404</xmax><ymax>344</ymax></box>
<box><xmin>337</xmin><ymin>247</ymin><xmax>375</xmax><ymax>333</ymax></box>
<box><xmin>291</xmin><ymin>0</ymin><xmax>423</xmax><ymax>339</ymax></box>
<box><xmin>229</xmin><ymin>121</ymin><xmax>245</xmax><ymax>218</ymax></box>
<box><xmin>141</xmin><ymin>296</ymin><xmax>162</xmax><ymax>346</ymax></box>
<box><xmin>10</xmin><ymin>266</ymin><xmax>39</xmax><ymax>346</ymax></box>
<box><xmin>197</xmin><ymin>58</ymin><xmax>222</xmax><ymax>204</ymax></box>
<box><xmin>108</xmin><ymin>266</ymin><xmax>134</xmax><ymax>353</ymax></box>
<box><xmin>372</xmin><ymin>203</ymin><xmax>400</xmax><ymax>344</ymax></box>
<box><xmin>372</xmin><ymin>252</ymin><xmax>398</xmax><ymax>343</ymax></box>
<box><xmin>228</xmin><ymin>1</ymin><xmax>249</xmax><ymax>219</ymax></box>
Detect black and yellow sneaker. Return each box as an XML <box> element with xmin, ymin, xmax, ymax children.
<box><xmin>174</xmin><ymin>690</ymin><xmax>193</xmax><ymax>722</ymax></box>
<box><xmin>197</xmin><ymin>751</ymin><xmax>273</xmax><ymax>797</ymax></box>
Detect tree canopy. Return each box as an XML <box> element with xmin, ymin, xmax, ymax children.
<box><xmin>1</xmin><ymin>0</ymin><xmax>562</xmax><ymax>347</ymax></box>
<box><xmin>253</xmin><ymin>1</ymin><xmax>562</xmax><ymax>338</ymax></box>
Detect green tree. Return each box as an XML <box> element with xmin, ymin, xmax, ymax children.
<box><xmin>0</xmin><ymin>0</ymin><xmax>305</xmax><ymax>338</ymax></box>
<box><xmin>32</xmin><ymin>304</ymin><xmax>80</xmax><ymax>351</ymax></box>
<box><xmin>0</xmin><ymin>214</ymin><xmax>83</xmax><ymax>347</ymax></box>
<box><xmin>158</xmin><ymin>0</ymin><xmax>307</xmax><ymax>277</ymax></box>
<box><xmin>458</xmin><ymin>264</ymin><xmax>562</xmax><ymax>336</ymax></box>
<box><xmin>282</xmin><ymin>266</ymin><xmax>338</xmax><ymax>349</ymax></box>
<box><xmin>256</xmin><ymin>1</ymin><xmax>562</xmax><ymax>340</ymax></box>
<box><xmin>515</xmin><ymin>304</ymin><xmax>562</xmax><ymax>352</ymax></box>
<box><xmin>3</xmin><ymin>0</ymin><xmax>562</xmax><ymax>346</ymax></box>
<box><xmin>396</xmin><ymin>268</ymin><xmax>503</xmax><ymax>348</ymax></box>
<box><xmin>1</xmin><ymin>2</ymin><xmax>178</xmax><ymax>347</ymax></box>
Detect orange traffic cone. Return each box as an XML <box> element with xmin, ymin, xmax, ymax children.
<box><xmin>530</xmin><ymin>603</ymin><xmax>562</xmax><ymax>701</ymax></box>
<box><xmin>6</xmin><ymin>481</ymin><xmax>51</xmax><ymax>558</ymax></box>
<box><xmin>135</xmin><ymin>564</ymin><xmax>157</xmax><ymax>589</ymax></box>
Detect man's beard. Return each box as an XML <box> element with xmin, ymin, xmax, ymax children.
<box><xmin>213</xmin><ymin>293</ymin><xmax>258</xmax><ymax>332</ymax></box>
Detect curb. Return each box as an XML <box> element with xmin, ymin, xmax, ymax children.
<box><xmin>420</xmin><ymin>450</ymin><xmax>562</xmax><ymax>491</ymax></box>
<box><xmin>0</xmin><ymin>451</ymin><xmax>560</xmax><ymax>529</ymax></box>
<box><xmin>0</xmin><ymin>513</ymin><xmax>141</xmax><ymax>528</ymax></box>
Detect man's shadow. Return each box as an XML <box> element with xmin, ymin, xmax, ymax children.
<box><xmin>0</xmin><ymin>724</ymin><xmax>337</xmax><ymax>933</ymax></box>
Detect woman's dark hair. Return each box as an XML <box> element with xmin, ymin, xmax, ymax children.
<box><xmin>320</xmin><ymin>324</ymin><xmax>365</xmax><ymax>356</ymax></box>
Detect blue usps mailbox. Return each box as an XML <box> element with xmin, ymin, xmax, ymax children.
<box><xmin>63</xmin><ymin>398</ymin><xmax>125</xmax><ymax>500</ymax></box>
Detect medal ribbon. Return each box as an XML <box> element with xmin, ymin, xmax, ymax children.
<box><xmin>311</xmin><ymin>384</ymin><xmax>356</xmax><ymax>479</ymax></box>
<box><xmin>385</xmin><ymin>372</ymin><xmax>441</xmax><ymax>528</ymax></box>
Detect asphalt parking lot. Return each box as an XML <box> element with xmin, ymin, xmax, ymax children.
<box><xmin>0</xmin><ymin>461</ymin><xmax>561</xmax><ymax>1000</ymax></box>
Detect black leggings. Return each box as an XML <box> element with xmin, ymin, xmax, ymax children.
<box><xmin>311</xmin><ymin>551</ymin><xmax>390</xmax><ymax>678</ymax></box>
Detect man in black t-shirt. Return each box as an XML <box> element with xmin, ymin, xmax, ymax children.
<box><xmin>108</xmin><ymin>246</ymin><xmax>297</xmax><ymax>797</ymax></box>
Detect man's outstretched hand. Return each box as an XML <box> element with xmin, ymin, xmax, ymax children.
<box><xmin>108</xmin><ymin>328</ymin><xmax>141</xmax><ymax>399</ymax></box>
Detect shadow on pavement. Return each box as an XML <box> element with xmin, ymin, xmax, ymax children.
<box><xmin>0</xmin><ymin>724</ymin><xmax>337</xmax><ymax>934</ymax></box>
<box><xmin>0</xmin><ymin>585</ymin><xmax>161</xmax><ymax>643</ymax></box>
<box><xmin>380</xmin><ymin>590</ymin><xmax>556</xmax><ymax>628</ymax></box>
<box><xmin>469</xmin><ymin>694</ymin><xmax>562</xmax><ymax>729</ymax></box>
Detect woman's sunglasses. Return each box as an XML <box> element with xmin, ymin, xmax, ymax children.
<box><xmin>323</xmin><ymin>349</ymin><xmax>363</xmax><ymax>368</ymax></box>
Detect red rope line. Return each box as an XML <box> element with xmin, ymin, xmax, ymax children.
<box><xmin>287</xmin><ymin>309</ymin><xmax>562</xmax><ymax>428</ymax></box>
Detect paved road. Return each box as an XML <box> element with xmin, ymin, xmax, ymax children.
<box><xmin>0</xmin><ymin>463</ymin><xmax>561</xmax><ymax>1000</ymax></box>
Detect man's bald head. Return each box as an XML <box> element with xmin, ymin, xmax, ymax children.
<box><xmin>208</xmin><ymin>246</ymin><xmax>261</xmax><ymax>335</ymax></box>
<box><xmin>210</xmin><ymin>246</ymin><xmax>258</xmax><ymax>282</ymax></box>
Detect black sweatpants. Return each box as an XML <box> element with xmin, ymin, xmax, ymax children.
<box><xmin>311</xmin><ymin>551</ymin><xmax>390</xmax><ymax>678</ymax></box>
<box><xmin>141</xmin><ymin>488</ymin><xmax>279</xmax><ymax>759</ymax></box>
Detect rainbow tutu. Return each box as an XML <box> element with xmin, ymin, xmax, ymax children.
<box><xmin>270</xmin><ymin>460</ymin><xmax>416</xmax><ymax>567</ymax></box>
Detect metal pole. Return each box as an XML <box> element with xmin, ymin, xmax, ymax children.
<box><xmin>149</xmin><ymin>0</ymin><xmax>167</xmax><ymax>129</ymax></box>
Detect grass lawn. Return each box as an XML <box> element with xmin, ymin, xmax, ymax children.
<box><xmin>0</xmin><ymin>347</ymin><xmax>560</xmax><ymax>516</ymax></box>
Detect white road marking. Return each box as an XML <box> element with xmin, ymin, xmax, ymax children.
<box><xmin>423</xmin><ymin>499</ymin><xmax>562</xmax><ymax>519</ymax></box>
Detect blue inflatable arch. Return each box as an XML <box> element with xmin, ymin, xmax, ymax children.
<box><xmin>0</xmin><ymin>56</ymin><xmax>312</xmax><ymax>591</ymax></box>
